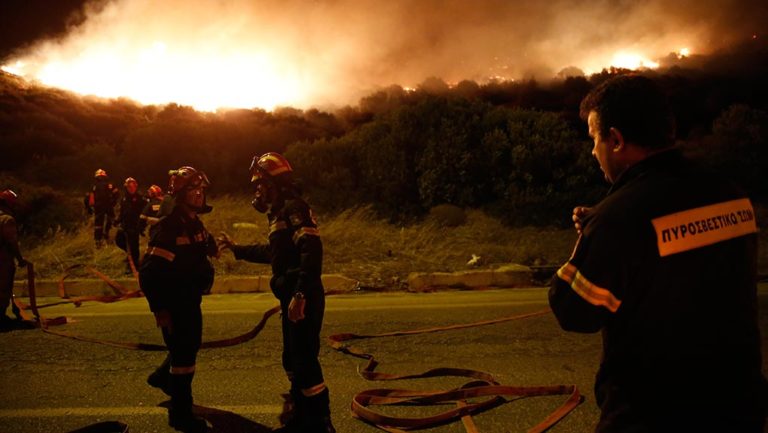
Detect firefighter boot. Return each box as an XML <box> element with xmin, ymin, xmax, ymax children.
<box><xmin>272</xmin><ymin>390</ymin><xmax>305</xmax><ymax>433</ymax></box>
<box><xmin>147</xmin><ymin>355</ymin><xmax>172</xmax><ymax>396</ymax></box>
<box><xmin>168</xmin><ymin>373</ymin><xmax>207</xmax><ymax>433</ymax></box>
<box><xmin>11</xmin><ymin>297</ymin><xmax>22</xmax><ymax>321</ymax></box>
<box><xmin>277</xmin><ymin>390</ymin><xmax>298</xmax><ymax>427</ymax></box>
<box><xmin>303</xmin><ymin>388</ymin><xmax>336</xmax><ymax>433</ymax></box>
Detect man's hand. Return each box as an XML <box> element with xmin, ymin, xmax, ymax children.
<box><xmin>217</xmin><ymin>231</ymin><xmax>237</xmax><ymax>252</ymax></box>
<box><xmin>17</xmin><ymin>257</ymin><xmax>28</xmax><ymax>268</ymax></box>
<box><xmin>154</xmin><ymin>309</ymin><xmax>173</xmax><ymax>332</ymax></box>
<box><xmin>572</xmin><ymin>206</ymin><xmax>592</xmax><ymax>235</ymax></box>
<box><xmin>287</xmin><ymin>293</ymin><xmax>306</xmax><ymax>323</ymax></box>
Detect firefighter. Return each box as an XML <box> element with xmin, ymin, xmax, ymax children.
<box><xmin>139</xmin><ymin>167</ymin><xmax>217</xmax><ymax>433</ymax></box>
<box><xmin>549</xmin><ymin>75</ymin><xmax>766</xmax><ymax>432</ymax></box>
<box><xmin>84</xmin><ymin>169</ymin><xmax>120</xmax><ymax>248</ymax></box>
<box><xmin>0</xmin><ymin>190</ymin><xmax>27</xmax><ymax>327</ymax></box>
<box><xmin>140</xmin><ymin>185</ymin><xmax>166</xmax><ymax>240</ymax></box>
<box><xmin>115</xmin><ymin>178</ymin><xmax>148</xmax><ymax>275</ymax></box>
<box><xmin>218</xmin><ymin>153</ymin><xmax>335</xmax><ymax>433</ymax></box>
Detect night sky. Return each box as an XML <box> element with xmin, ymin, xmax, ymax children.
<box><xmin>0</xmin><ymin>0</ymin><xmax>90</xmax><ymax>59</ymax></box>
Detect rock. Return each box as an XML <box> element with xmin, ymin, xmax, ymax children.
<box><xmin>407</xmin><ymin>264</ymin><xmax>533</xmax><ymax>291</ymax></box>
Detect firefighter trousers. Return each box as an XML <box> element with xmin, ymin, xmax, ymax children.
<box><xmin>280</xmin><ymin>289</ymin><xmax>325</xmax><ymax>394</ymax></box>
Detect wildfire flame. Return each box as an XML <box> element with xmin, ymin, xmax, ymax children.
<box><xmin>609</xmin><ymin>52</ymin><xmax>660</xmax><ymax>70</ymax></box>
<box><xmin>4</xmin><ymin>41</ymin><xmax>310</xmax><ymax>111</ymax></box>
<box><xmin>0</xmin><ymin>0</ymin><xmax>709</xmax><ymax>111</ymax></box>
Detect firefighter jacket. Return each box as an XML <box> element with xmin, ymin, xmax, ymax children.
<box><xmin>139</xmin><ymin>206</ymin><xmax>217</xmax><ymax>312</ymax></box>
<box><xmin>117</xmin><ymin>193</ymin><xmax>148</xmax><ymax>234</ymax></box>
<box><xmin>84</xmin><ymin>180</ymin><xmax>119</xmax><ymax>212</ymax></box>
<box><xmin>140</xmin><ymin>196</ymin><xmax>173</xmax><ymax>237</ymax></box>
<box><xmin>0</xmin><ymin>209</ymin><xmax>23</xmax><ymax>265</ymax></box>
<box><xmin>232</xmin><ymin>198</ymin><xmax>322</xmax><ymax>300</ymax></box>
<box><xmin>549</xmin><ymin>149</ymin><xmax>764</xmax><ymax>429</ymax></box>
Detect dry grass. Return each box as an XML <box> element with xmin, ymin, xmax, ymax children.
<box><xmin>22</xmin><ymin>195</ymin><xmax>768</xmax><ymax>285</ymax></box>
<box><xmin>22</xmin><ymin>195</ymin><xmax>578</xmax><ymax>285</ymax></box>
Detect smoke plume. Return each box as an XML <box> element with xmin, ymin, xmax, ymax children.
<box><xmin>3</xmin><ymin>0</ymin><xmax>765</xmax><ymax>109</ymax></box>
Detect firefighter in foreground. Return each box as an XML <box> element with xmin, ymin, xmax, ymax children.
<box><xmin>139</xmin><ymin>167</ymin><xmax>217</xmax><ymax>433</ymax></box>
<box><xmin>0</xmin><ymin>190</ymin><xmax>27</xmax><ymax>327</ymax></box>
<box><xmin>218</xmin><ymin>153</ymin><xmax>335</xmax><ymax>433</ymax></box>
<box><xmin>84</xmin><ymin>169</ymin><xmax>120</xmax><ymax>248</ymax></box>
<box><xmin>115</xmin><ymin>177</ymin><xmax>148</xmax><ymax>275</ymax></box>
<box><xmin>549</xmin><ymin>75</ymin><xmax>766</xmax><ymax>432</ymax></box>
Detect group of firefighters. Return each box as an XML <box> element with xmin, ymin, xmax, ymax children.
<box><xmin>1</xmin><ymin>153</ymin><xmax>335</xmax><ymax>433</ymax></box>
<box><xmin>83</xmin><ymin>169</ymin><xmax>167</xmax><ymax>274</ymax></box>
<box><xmin>1</xmin><ymin>75</ymin><xmax>766</xmax><ymax>433</ymax></box>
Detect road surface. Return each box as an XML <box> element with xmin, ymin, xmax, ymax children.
<box><xmin>1</xmin><ymin>286</ymin><xmax>766</xmax><ymax>433</ymax></box>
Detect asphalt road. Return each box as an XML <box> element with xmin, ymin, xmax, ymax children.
<box><xmin>1</xmin><ymin>286</ymin><xmax>766</xmax><ymax>433</ymax></box>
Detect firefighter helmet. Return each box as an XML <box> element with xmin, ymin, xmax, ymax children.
<box><xmin>168</xmin><ymin>166</ymin><xmax>210</xmax><ymax>196</ymax></box>
<box><xmin>124</xmin><ymin>177</ymin><xmax>137</xmax><ymax>187</ymax></box>
<box><xmin>94</xmin><ymin>169</ymin><xmax>108</xmax><ymax>179</ymax></box>
<box><xmin>147</xmin><ymin>185</ymin><xmax>163</xmax><ymax>199</ymax></box>
<box><xmin>0</xmin><ymin>189</ymin><xmax>18</xmax><ymax>207</ymax></box>
<box><xmin>249</xmin><ymin>152</ymin><xmax>292</xmax><ymax>183</ymax></box>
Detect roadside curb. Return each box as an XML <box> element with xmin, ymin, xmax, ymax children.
<box><xmin>13</xmin><ymin>274</ymin><xmax>361</xmax><ymax>298</ymax></box>
<box><xmin>407</xmin><ymin>264</ymin><xmax>549</xmax><ymax>291</ymax></box>
<box><xmin>13</xmin><ymin>265</ymin><xmax>554</xmax><ymax>297</ymax></box>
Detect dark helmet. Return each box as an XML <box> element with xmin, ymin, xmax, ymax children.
<box><xmin>94</xmin><ymin>169</ymin><xmax>108</xmax><ymax>179</ymax></box>
<box><xmin>168</xmin><ymin>166</ymin><xmax>212</xmax><ymax>214</ymax></box>
<box><xmin>168</xmin><ymin>166</ymin><xmax>210</xmax><ymax>196</ymax></box>
<box><xmin>249</xmin><ymin>153</ymin><xmax>298</xmax><ymax>213</ymax></box>
<box><xmin>147</xmin><ymin>185</ymin><xmax>163</xmax><ymax>199</ymax></box>
<box><xmin>0</xmin><ymin>189</ymin><xmax>18</xmax><ymax>208</ymax></box>
<box><xmin>249</xmin><ymin>152</ymin><xmax>293</xmax><ymax>184</ymax></box>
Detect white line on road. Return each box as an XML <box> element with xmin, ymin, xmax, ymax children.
<box><xmin>43</xmin><ymin>300</ymin><xmax>548</xmax><ymax>317</ymax></box>
<box><xmin>0</xmin><ymin>404</ymin><xmax>282</xmax><ymax>418</ymax></box>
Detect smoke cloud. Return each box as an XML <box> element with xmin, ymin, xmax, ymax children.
<box><xmin>3</xmin><ymin>0</ymin><xmax>765</xmax><ymax>109</ymax></box>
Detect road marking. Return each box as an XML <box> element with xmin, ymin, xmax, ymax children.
<box><xmin>0</xmin><ymin>404</ymin><xmax>282</xmax><ymax>418</ymax></box>
<box><xmin>41</xmin><ymin>300</ymin><xmax>548</xmax><ymax>318</ymax></box>
<box><xmin>30</xmin><ymin>290</ymin><xmax>551</xmax><ymax>318</ymax></box>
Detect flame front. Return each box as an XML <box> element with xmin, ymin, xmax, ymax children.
<box><xmin>0</xmin><ymin>0</ymin><xmax>713</xmax><ymax>111</ymax></box>
<box><xmin>10</xmin><ymin>41</ymin><xmax>308</xmax><ymax>111</ymax></box>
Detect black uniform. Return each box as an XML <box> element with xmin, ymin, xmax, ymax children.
<box><xmin>84</xmin><ymin>179</ymin><xmax>120</xmax><ymax>244</ymax></box>
<box><xmin>140</xmin><ymin>196</ymin><xmax>166</xmax><ymax>239</ymax></box>
<box><xmin>116</xmin><ymin>191</ymin><xmax>148</xmax><ymax>272</ymax></box>
<box><xmin>231</xmin><ymin>197</ymin><xmax>329</xmax><ymax>422</ymax></box>
<box><xmin>549</xmin><ymin>149</ymin><xmax>766</xmax><ymax>432</ymax></box>
<box><xmin>139</xmin><ymin>205</ymin><xmax>216</xmax><ymax>422</ymax></box>
<box><xmin>0</xmin><ymin>208</ymin><xmax>23</xmax><ymax>320</ymax></box>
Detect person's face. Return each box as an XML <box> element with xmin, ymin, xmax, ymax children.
<box><xmin>183</xmin><ymin>186</ymin><xmax>205</xmax><ymax>210</ymax></box>
<box><xmin>588</xmin><ymin>111</ymin><xmax>623</xmax><ymax>184</ymax></box>
<box><xmin>251</xmin><ymin>181</ymin><xmax>274</xmax><ymax>213</ymax></box>
<box><xmin>126</xmin><ymin>182</ymin><xmax>138</xmax><ymax>195</ymax></box>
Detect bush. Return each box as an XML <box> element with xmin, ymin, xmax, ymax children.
<box><xmin>0</xmin><ymin>173</ymin><xmax>83</xmax><ymax>238</ymax></box>
<box><xmin>427</xmin><ymin>204</ymin><xmax>467</xmax><ymax>227</ymax></box>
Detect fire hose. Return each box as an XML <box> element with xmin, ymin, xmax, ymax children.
<box><xmin>13</xmin><ymin>263</ymin><xmax>581</xmax><ymax>432</ymax></box>
<box><xmin>328</xmin><ymin>311</ymin><xmax>581</xmax><ymax>433</ymax></box>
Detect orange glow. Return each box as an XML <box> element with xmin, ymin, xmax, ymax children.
<box><xmin>7</xmin><ymin>41</ymin><xmax>309</xmax><ymax>111</ymax></box>
<box><xmin>609</xmin><ymin>52</ymin><xmax>660</xmax><ymax>70</ymax></box>
<box><xmin>581</xmin><ymin>49</ymin><xmax>667</xmax><ymax>75</ymax></box>
<box><xmin>0</xmin><ymin>0</ymin><xmax>715</xmax><ymax>110</ymax></box>
<box><xmin>0</xmin><ymin>61</ymin><xmax>26</xmax><ymax>76</ymax></box>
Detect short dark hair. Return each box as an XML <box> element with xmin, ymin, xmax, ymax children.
<box><xmin>580</xmin><ymin>75</ymin><xmax>675</xmax><ymax>149</ymax></box>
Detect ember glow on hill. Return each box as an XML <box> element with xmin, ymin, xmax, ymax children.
<box><xmin>7</xmin><ymin>41</ymin><xmax>307</xmax><ymax>111</ymax></box>
<box><xmin>1</xmin><ymin>0</ymin><xmax>763</xmax><ymax>110</ymax></box>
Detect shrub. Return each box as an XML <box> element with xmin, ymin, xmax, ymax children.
<box><xmin>427</xmin><ymin>204</ymin><xmax>467</xmax><ymax>227</ymax></box>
